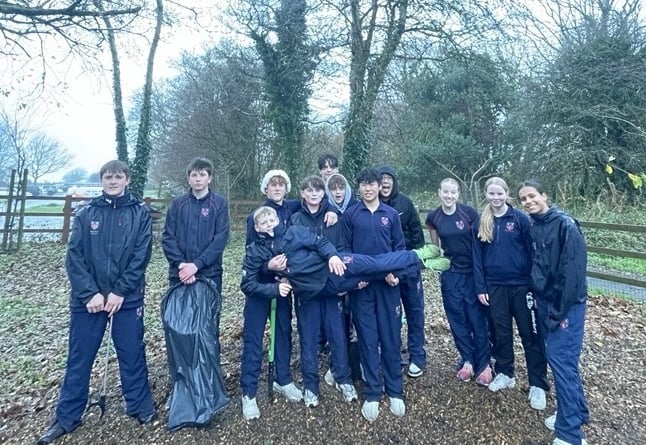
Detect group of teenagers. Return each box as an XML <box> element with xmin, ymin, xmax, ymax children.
<box><xmin>35</xmin><ymin>155</ymin><xmax>589</xmax><ymax>445</ymax></box>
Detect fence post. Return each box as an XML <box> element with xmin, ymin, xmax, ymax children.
<box><xmin>1</xmin><ymin>170</ymin><xmax>16</xmax><ymax>251</ymax></box>
<box><xmin>61</xmin><ymin>195</ymin><xmax>73</xmax><ymax>244</ymax></box>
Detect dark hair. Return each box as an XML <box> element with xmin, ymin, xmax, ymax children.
<box><xmin>518</xmin><ymin>179</ymin><xmax>546</xmax><ymax>195</ymax></box>
<box><xmin>317</xmin><ymin>153</ymin><xmax>339</xmax><ymax>170</ymax></box>
<box><xmin>355</xmin><ymin>168</ymin><xmax>381</xmax><ymax>186</ymax></box>
<box><xmin>187</xmin><ymin>157</ymin><xmax>214</xmax><ymax>177</ymax></box>
<box><xmin>300</xmin><ymin>175</ymin><xmax>325</xmax><ymax>191</ymax></box>
<box><xmin>100</xmin><ymin>160</ymin><xmax>130</xmax><ymax>179</ymax></box>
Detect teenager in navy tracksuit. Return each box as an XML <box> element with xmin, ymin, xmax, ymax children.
<box><xmin>162</xmin><ymin>158</ymin><xmax>229</xmax><ymax>297</ymax></box>
<box><xmin>289</xmin><ymin>175</ymin><xmax>358</xmax><ymax>406</ymax></box>
<box><xmin>378</xmin><ymin>165</ymin><xmax>427</xmax><ymax>378</ymax></box>
<box><xmin>473</xmin><ymin>177</ymin><xmax>548</xmax><ymax>408</ymax></box>
<box><xmin>519</xmin><ymin>181</ymin><xmax>589</xmax><ymax>445</ymax></box>
<box><xmin>37</xmin><ymin>161</ymin><xmax>155</xmax><ymax>445</ymax></box>
<box><xmin>425</xmin><ymin>178</ymin><xmax>491</xmax><ymax>385</ymax></box>
<box><xmin>240</xmin><ymin>170</ymin><xmax>303</xmax><ymax>412</ymax></box>
<box><xmin>341</xmin><ymin>168</ymin><xmax>407</xmax><ymax>423</ymax></box>
<box><xmin>241</xmin><ymin>206</ymin><xmax>432</xmax><ymax>418</ymax></box>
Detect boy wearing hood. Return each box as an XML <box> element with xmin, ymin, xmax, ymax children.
<box><xmin>378</xmin><ymin>166</ymin><xmax>427</xmax><ymax>377</ymax></box>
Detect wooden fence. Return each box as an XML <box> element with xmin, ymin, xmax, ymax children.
<box><xmin>1</xmin><ymin>194</ymin><xmax>645</xmax><ymax>289</ymax></box>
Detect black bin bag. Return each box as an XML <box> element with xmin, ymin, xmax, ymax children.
<box><xmin>161</xmin><ymin>278</ymin><xmax>230</xmax><ymax>431</ymax></box>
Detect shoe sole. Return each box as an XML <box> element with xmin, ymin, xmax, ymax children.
<box><xmin>361</xmin><ymin>409</ymin><xmax>378</xmax><ymax>422</ymax></box>
<box><xmin>488</xmin><ymin>381</ymin><xmax>515</xmax><ymax>392</ymax></box>
<box><xmin>243</xmin><ymin>413</ymin><xmax>260</xmax><ymax>420</ymax></box>
<box><xmin>530</xmin><ymin>401</ymin><xmax>546</xmax><ymax>410</ymax></box>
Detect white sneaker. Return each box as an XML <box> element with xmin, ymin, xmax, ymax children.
<box><xmin>324</xmin><ymin>369</ymin><xmax>336</xmax><ymax>386</ymax></box>
<box><xmin>335</xmin><ymin>383</ymin><xmax>358</xmax><ymax>402</ymax></box>
<box><xmin>303</xmin><ymin>389</ymin><xmax>319</xmax><ymax>407</ymax></box>
<box><xmin>545</xmin><ymin>412</ymin><xmax>556</xmax><ymax>431</ymax></box>
<box><xmin>407</xmin><ymin>362</ymin><xmax>423</xmax><ymax>378</ymax></box>
<box><xmin>553</xmin><ymin>438</ymin><xmax>588</xmax><ymax>445</ymax></box>
<box><xmin>272</xmin><ymin>382</ymin><xmax>303</xmax><ymax>402</ymax></box>
<box><xmin>389</xmin><ymin>397</ymin><xmax>405</xmax><ymax>417</ymax></box>
<box><xmin>241</xmin><ymin>396</ymin><xmax>260</xmax><ymax>420</ymax></box>
<box><xmin>529</xmin><ymin>386</ymin><xmax>546</xmax><ymax>410</ymax></box>
<box><xmin>488</xmin><ymin>373</ymin><xmax>516</xmax><ymax>392</ymax></box>
<box><xmin>361</xmin><ymin>401</ymin><xmax>379</xmax><ymax>422</ymax></box>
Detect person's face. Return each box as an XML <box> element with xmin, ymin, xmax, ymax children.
<box><xmin>301</xmin><ymin>186</ymin><xmax>324</xmax><ymax>207</ymax></box>
<box><xmin>518</xmin><ymin>186</ymin><xmax>549</xmax><ymax>215</ymax></box>
<box><xmin>188</xmin><ymin>169</ymin><xmax>212</xmax><ymax>192</ymax></box>
<box><xmin>438</xmin><ymin>182</ymin><xmax>459</xmax><ymax>208</ymax></box>
<box><xmin>380</xmin><ymin>174</ymin><xmax>394</xmax><ymax>198</ymax></box>
<box><xmin>254</xmin><ymin>213</ymin><xmax>279</xmax><ymax>235</ymax></box>
<box><xmin>485</xmin><ymin>184</ymin><xmax>508</xmax><ymax>211</ymax></box>
<box><xmin>101</xmin><ymin>171</ymin><xmax>129</xmax><ymax>197</ymax></box>
<box><xmin>330</xmin><ymin>184</ymin><xmax>346</xmax><ymax>205</ymax></box>
<box><xmin>359</xmin><ymin>180</ymin><xmax>380</xmax><ymax>204</ymax></box>
<box><xmin>265</xmin><ymin>177</ymin><xmax>287</xmax><ymax>203</ymax></box>
<box><xmin>319</xmin><ymin>162</ymin><xmax>338</xmax><ymax>181</ymax></box>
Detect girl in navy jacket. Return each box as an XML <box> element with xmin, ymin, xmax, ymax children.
<box><xmin>518</xmin><ymin>180</ymin><xmax>589</xmax><ymax>445</ymax></box>
<box><xmin>473</xmin><ymin>177</ymin><xmax>548</xmax><ymax>409</ymax></box>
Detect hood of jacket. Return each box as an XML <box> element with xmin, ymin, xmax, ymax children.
<box><xmin>325</xmin><ymin>173</ymin><xmax>354</xmax><ymax>213</ymax></box>
<box><xmin>377</xmin><ymin>165</ymin><xmax>399</xmax><ymax>202</ymax></box>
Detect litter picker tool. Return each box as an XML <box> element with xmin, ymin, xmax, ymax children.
<box><xmin>86</xmin><ymin>316</ymin><xmax>113</xmax><ymax>418</ymax></box>
<box><xmin>267</xmin><ymin>298</ymin><xmax>277</xmax><ymax>402</ymax></box>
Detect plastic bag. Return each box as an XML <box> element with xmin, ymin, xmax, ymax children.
<box><xmin>161</xmin><ymin>278</ymin><xmax>230</xmax><ymax>431</ymax></box>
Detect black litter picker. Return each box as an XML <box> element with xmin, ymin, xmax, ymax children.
<box><xmin>86</xmin><ymin>317</ymin><xmax>113</xmax><ymax>418</ymax></box>
<box><xmin>267</xmin><ymin>298</ymin><xmax>277</xmax><ymax>402</ymax></box>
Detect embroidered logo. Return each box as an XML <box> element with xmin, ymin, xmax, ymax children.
<box><xmin>395</xmin><ymin>304</ymin><xmax>401</xmax><ymax>317</ymax></box>
<box><xmin>201</xmin><ymin>208</ymin><xmax>209</xmax><ymax>217</ymax></box>
<box><xmin>342</xmin><ymin>255</ymin><xmax>353</xmax><ymax>264</ymax></box>
<box><xmin>456</xmin><ymin>220</ymin><xmax>465</xmax><ymax>230</ymax></box>
<box><xmin>560</xmin><ymin>319</ymin><xmax>569</xmax><ymax>329</ymax></box>
<box><xmin>136</xmin><ymin>306</ymin><xmax>143</xmax><ymax>319</ymax></box>
<box><xmin>381</xmin><ymin>217</ymin><xmax>390</xmax><ymax>226</ymax></box>
<box><xmin>90</xmin><ymin>221</ymin><xmax>100</xmax><ymax>235</ymax></box>
<box><xmin>505</xmin><ymin>221</ymin><xmax>515</xmax><ymax>232</ymax></box>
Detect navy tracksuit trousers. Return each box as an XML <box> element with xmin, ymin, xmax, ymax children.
<box><xmin>55</xmin><ymin>308</ymin><xmax>155</xmax><ymax>432</ymax></box>
<box><xmin>296</xmin><ymin>293</ymin><xmax>351</xmax><ymax>395</ymax></box>
<box><xmin>440</xmin><ymin>270</ymin><xmax>490</xmax><ymax>374</ymax></box>
<box><xmin>539</xmin><ymin>301</ymin><xmax>589</xmax><ymax>445</ymax></box>
<box><xmin>240</xmin><ymin>293</ymin><xmax>293</xmax><ymax>398</ymax></box>
<box><xmin>350</xmin><ymin>282</ymin><xmax>403</xmax><ymax>401</ymax></box>
<box><xmin>400</xmin><ymin>270</ymin><xmax>426</xmax><ymax>368</ymax></box>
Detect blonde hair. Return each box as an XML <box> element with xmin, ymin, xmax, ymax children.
<box><xmin>477</xmin><ymin>177</ymin><xmax>509</xmax><ymax>243</ymax></box>
<box><xmin>253</xmin><ymin>206</ymin><xmax>278</xmax><ymax>224</ymax></box>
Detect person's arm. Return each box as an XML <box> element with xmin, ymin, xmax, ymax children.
<box><xmin>65</xmin><ymin>208</ymin><xmax>100</xmax><ymax>304</ymax></box>
<box><xmin>240</xmin><ymin>248</ymin><xmax>282</xmax><ymax>300</ymax></box>
<box><xmin>391</xmin><ymin>212</ymin><xmax>406</xmax><ymax>251</ymax></box>
<box><xmin>472</xmin><ymin>226</ymin><xmax>488</xmax><ymax>305</ymax></box>
<box><xmin>193</xmin><ymin>198</ymin><xmax>230</xmax><ymax>271</ymax></box>
<box><xmin>552</xmin><ymin>218</ymin><xmax>587</xmax><ymax>323</ymax></box>
<box><xmin>161</xmin><ymin>199</ymin><xmax>185</xmax><ymax>265</ymax></box>
<box><xmin>425</xmin><ymin>210</ymin><xmax>441</xmax><ymax>247</ymax></box>
<box><xmin>403</xmin><ymin>198</ymin><xmax>425</xmax><ymax>249</ymax></box>
<box><xmin>112</xmin><ymin>207</ymin><xmax>153</xmax><ymax>300</ymax></box>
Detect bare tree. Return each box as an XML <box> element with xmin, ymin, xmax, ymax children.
<box><xmin>23</xmin><ymin>133</ymin><xmax>72</xmax><ymax>183</ymax></box>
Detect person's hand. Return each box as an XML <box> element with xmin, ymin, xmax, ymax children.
<box><xmin>178</xmin><ymin>262</ymin><xmax>198</xmax><ymax>283</ymax></box>
<box><xmin>478</xmin><ymin>293</ymin><xmax>489</xmax><ymax>306</ymax></box>
<box><xmin>105</xmin><ymin>292</ymin><xmax>124</xmax><ymax>317</ymax></box>
<box><xmin>385</xmin><ymin>273</ymin><xmax>399</xmax><ymax>287</ymax></box>
<box><xmin>278</xmin><ymin>282</ymin><xmax>292</xmax><ymax>297</ymax></box>
<box><xmin>328</xmin><ymin>255</ymin><xmax>346</xmax><ymax>276</ymax></box>
<box><xmin>268</xmin><ymin>254</ymin><xmax>287</xmax><ymax>271</ymax></box>
<box><xmin>356</xmin><ymin>281</ymin><xmax>369</xmax><ymax>290</ymax></box>
<box><xmin>324</xmin><ymin>211</ymin><xmax>338</xmax><ymax>227</ymax></box>
<box><xmin>184</xmin><ymin>275</ymin><xmax>196</xmax><ymax>284</ymax></box>
<box><xmin>86</xmin><ymin>293</ymin><xmax>105</xmax><ymax>313</ymax></box>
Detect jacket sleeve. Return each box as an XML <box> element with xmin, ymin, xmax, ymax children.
<box><xmin>194</xmin><ymin>198</ymin><xmax>230</xmax><ymax>271</ymax></box>
<box><xmin>391</xmin><ymin>212</ymin><xmax>406</xmax><ymax>251</ymax></box>
<box><xmin>472</xmin><ymin>227</ymin><xmax>487</xmax><ymax>295</ymax></box>
<box><xmin>161</xmin><ymin>199</ymin><xmax>185</xmax><ymax>265</ymax></box>
<box><xmin>552</xmin><ymin>219</ymin><xmax>587</xmax><ymax>323</ymax></box>
<box><xmin>65</xmin><ymin>209</ymin><xmax>100</xmax><ymax>303</ymax></box>
<box><xmin>402</xmin><ymin>199</ymin><xmax>425</xmax><ymax>249</ymax></box>
<box><xmin>113</xmin><ymin>207</ymin><xmax>153</xmax><ymax>299</ymax></box>
<box><xmin>240</xmin><ymin>247</ymin><xmax>280</xmax><ymax>300</ymax></box>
